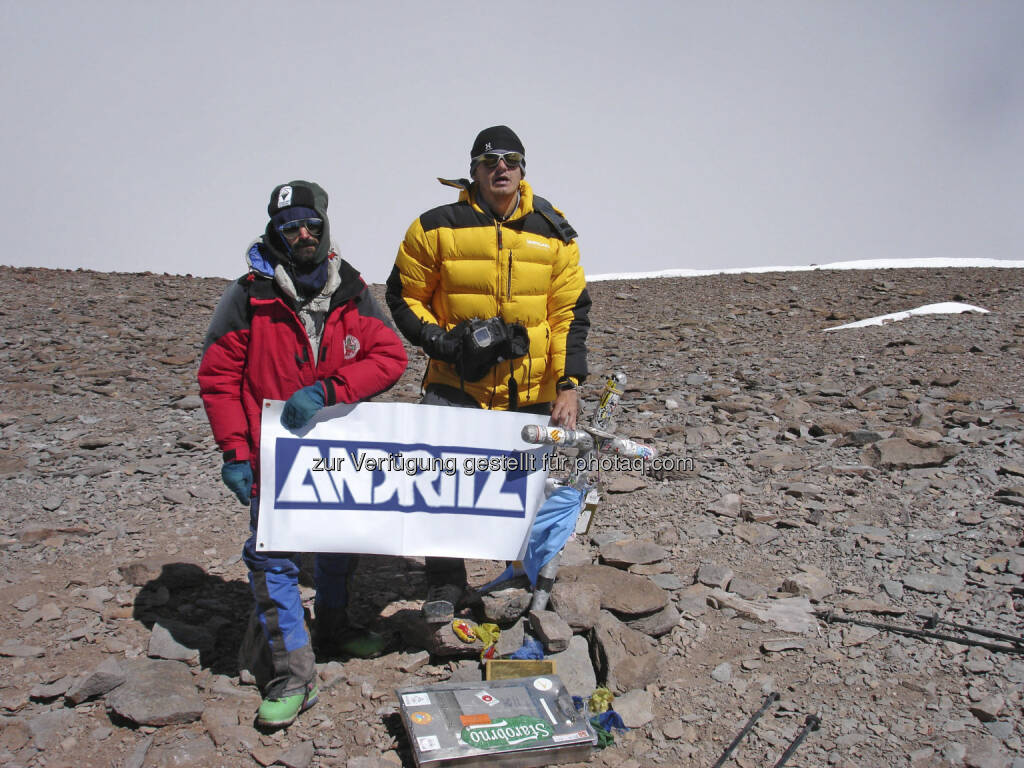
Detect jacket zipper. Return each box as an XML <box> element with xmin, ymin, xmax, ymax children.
<box><xmin>496</xmin><ymin>222</ymin><xmax>514</xmax><ymax>301</ymax></box>
<box><xmin>494</xmin><ymin>220</ymin><xmax>505</xmax><ymax>405</ymax></box>
<box><xmin>283</xmin><ymin>300</ymin><xmax>318</xmax><ymax>376</ymax></box>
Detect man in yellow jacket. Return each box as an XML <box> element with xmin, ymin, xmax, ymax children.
<box><xmin>386</xmin><ymin>125</ymin><xmax>591</xmax><ymax>623</ymax></box>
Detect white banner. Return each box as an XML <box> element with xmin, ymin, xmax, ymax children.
<box><xmin>257</xmin><ymin>401</ymin><xmax>552</xmax><ymax>560</ymax></box>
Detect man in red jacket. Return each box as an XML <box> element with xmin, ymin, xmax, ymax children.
<box><xmin>198</xmin><ymin>180</ymin><xmax>407</xmax><ymax>728</ymax></box>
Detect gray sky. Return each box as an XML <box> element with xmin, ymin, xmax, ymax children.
<box><xmin>2</xmin><ymin>1</ymin><xmax>1022</xmax><ymax>284</ymax></box>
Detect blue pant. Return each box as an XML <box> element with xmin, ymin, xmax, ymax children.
<box><xmin>241</xmin><ymin>497</ymin><xmax>352</xmax><ymax>690</ymax></box>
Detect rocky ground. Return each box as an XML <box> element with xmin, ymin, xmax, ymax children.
<box><xmin>0</xmin><ymin>263</ymin><xmax>1023</xmax><ymax>768</ymax></box>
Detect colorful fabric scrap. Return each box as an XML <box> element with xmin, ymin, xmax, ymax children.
<box><xmin>590</xmin><ymin>687</ymin><xmax>614</xmax><ymax>713</ymax></box>
<box><xmin>483</xmin><ymin>486</ymin><xmax>585</xmax><ymax>588</ymax></box>
<box><xmin>594</xmin><ymin>710</ymin><xmax>627</xmax><ymax>733</ymax></box>
<box><xmin>589</xmin><ymin>709</ymin><xmax>628</xmax><ymax>748</ymax></box>
<box><xmin>474</xmin><ymin>623</ymin><xmax>500</xmax><ymax>659</ymax></box>
<box><xmin>452</xmin><ymin>619</ymin><xmax>476</xmax><ymax>643</ymax></box>
<box><xmin>506</xmin><ymin>636</ymin><xmax>544</xmax><ymax>660</ymax></box>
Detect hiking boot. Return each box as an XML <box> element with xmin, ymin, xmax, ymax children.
<box><xmin>422</xmin><ymin>582</ymin><xmax>464</xmax><ymax>624</ymax></box>
<box><xmin>256</xmin><ymin>678</ymin><xmax>318</xmax><ymax>729</ymax></box>
<box><xmin>314</xmin><ymin>626</ymin><xmax>387</xmax><ymax>659</ymax></box>
<box><xmin>339</xmin><ymin>628</ymin><xmax>387</xmax><ymax>658</ymax></box>
<box><xmin>313</xmin><ymin>605</ymin><xmax>387</xmax><ymax>659</ymax></box>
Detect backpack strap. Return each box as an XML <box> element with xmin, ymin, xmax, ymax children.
<box><xmin>532</xmin><ymin>195</ymin><xmax>577</xmax><ymax>244</ymax></box>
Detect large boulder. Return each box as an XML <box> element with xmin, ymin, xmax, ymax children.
<box><xmin>105</xmin><ymin>658</ymin><xmax>204</xmax><ymax>726</ymax></box>
<box><xmin>558</xmin><ymin>565</ymin><xmax>669</xmax><ymax>616</ymax></box>
<box><xmin>591</xmin><ymin>611</ymin><xmax>660</xmax><ymax>694</ymax></box>
<box><xmin>549</xmin><ymin>581</ymin><xmax>602</xmax><ymax>631</ymax></box>
<box><xmin>861</xmin><ymin>438</ymin><xmax>960</xmax><ymax>469</ymax></box>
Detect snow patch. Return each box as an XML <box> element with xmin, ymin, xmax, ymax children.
<box><xmin>823</xmin><ymin>302</ymin><xmax>989</xmax><ymax>332</ymax></box>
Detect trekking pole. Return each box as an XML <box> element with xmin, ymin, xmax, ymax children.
<box><xmin>711</xmin><ymin>692</ymin><xmax>779</xmax><ymax>768</ymax></box>
<box><xmin>771</xmin><ymin>714</ymin><xmax>820</xmax><ymax>768</ymax></box>
<box><xmin>917</xmin><ymin>613</ymin><xmax>1024</xmax><ymax>648</ymax></box>
<box><xmin>816</xmin><ymin>611</ymin><xmax>1024</xmax><ymax>655</ymax></box>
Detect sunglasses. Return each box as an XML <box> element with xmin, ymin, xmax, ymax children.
<box><xmin>278</xmin><ymin>217</ymin><xmax>323</xmax><ymax>239</ymax></box>
<box><xmin>474</xmin><ymin>151</ymin><xmax>524</xmax><ymax>170</ymax></box>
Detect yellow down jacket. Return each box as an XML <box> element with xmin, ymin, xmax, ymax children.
<box><xmin>385</xmin><ymin>178</ymin><xmax>591</xmax><ymax>410</ymax></box>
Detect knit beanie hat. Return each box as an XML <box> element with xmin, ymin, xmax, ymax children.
<box><xmin>470</xmin><ymin>126</ymin><xmax>526</xmax><ymax>172</ymax></box>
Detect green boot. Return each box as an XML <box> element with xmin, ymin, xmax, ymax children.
<box><xmin>256</xmin><ymin>679</ymin><xmax>319</xmax><ymax>729</ymax></box>
<box><xmin>314</xmin><ymin>605</ymin><xmax>387</xmax><ymax>659</ymax></box>
<box><xmin>335</xmin><ymin>628</ymin><xmax>387</xmax><ymax>658</ymax></box>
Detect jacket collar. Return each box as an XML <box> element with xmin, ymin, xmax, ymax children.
<box><xmin>245</xmin><ymin>244</ymin><xmax>366</xmax><ymax>308</ymax></box>
<box><xmin>437</xmin><ymin>177</ymin><xmax>534</xmax><ymax>220</ymax></box>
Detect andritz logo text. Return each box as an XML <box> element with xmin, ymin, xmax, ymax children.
<box><xmin>273</xmin><ymin>438</ymin><xmax>537</xmax><ymax>517</ymax></box>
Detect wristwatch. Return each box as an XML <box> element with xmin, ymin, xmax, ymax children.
<box><xmin>556</xmin><ymin>376</ymin><xmax>578</xmax><ymax>393</ymax></box>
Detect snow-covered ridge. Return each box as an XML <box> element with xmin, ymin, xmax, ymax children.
<box><xmin>589</xmin><ymin>257</ymin><xmax>1024</xmax><ymax>283</ymax></box>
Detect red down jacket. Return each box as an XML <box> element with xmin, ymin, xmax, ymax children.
<box><xmin>198</xmin><ymin>253</ymin><xmax>407</xmax><ymax>482</ymax></box>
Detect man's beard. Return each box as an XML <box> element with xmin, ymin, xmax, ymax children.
<box><xmin>291</xmin><ymin>238</ymin><xmax>319</xmax><ymax>267</ymax></box>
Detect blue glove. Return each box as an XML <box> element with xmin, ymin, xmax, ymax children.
<box><xmin>281</xmin><ymin>383</ymin><xmax>326</xmax><ymax>430</ymax></box>
<box><xmin>221</xmin><ymin>460</ymin><xmax>253</xmax><ymax>505</ymax></box>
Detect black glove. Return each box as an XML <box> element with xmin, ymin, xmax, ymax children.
<box><xmin>456</xmin><ymin>317</ymin><xmax>530</xmax><ymax>382</ymax></box>
<box><xmin>420</xmin><ymin>322</ymin><xmax>467</xmax><ymax>364</ymax></box>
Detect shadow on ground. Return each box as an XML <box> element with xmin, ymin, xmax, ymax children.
<box><xmin>132</xmin><ymin>562</ymin><xmax>251</xmax><ymax>676</ymax></box>
<box><xmin>383</xmin><ymin>711</ymin><xmax>415</xmax><ymax>767</ymax></box>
